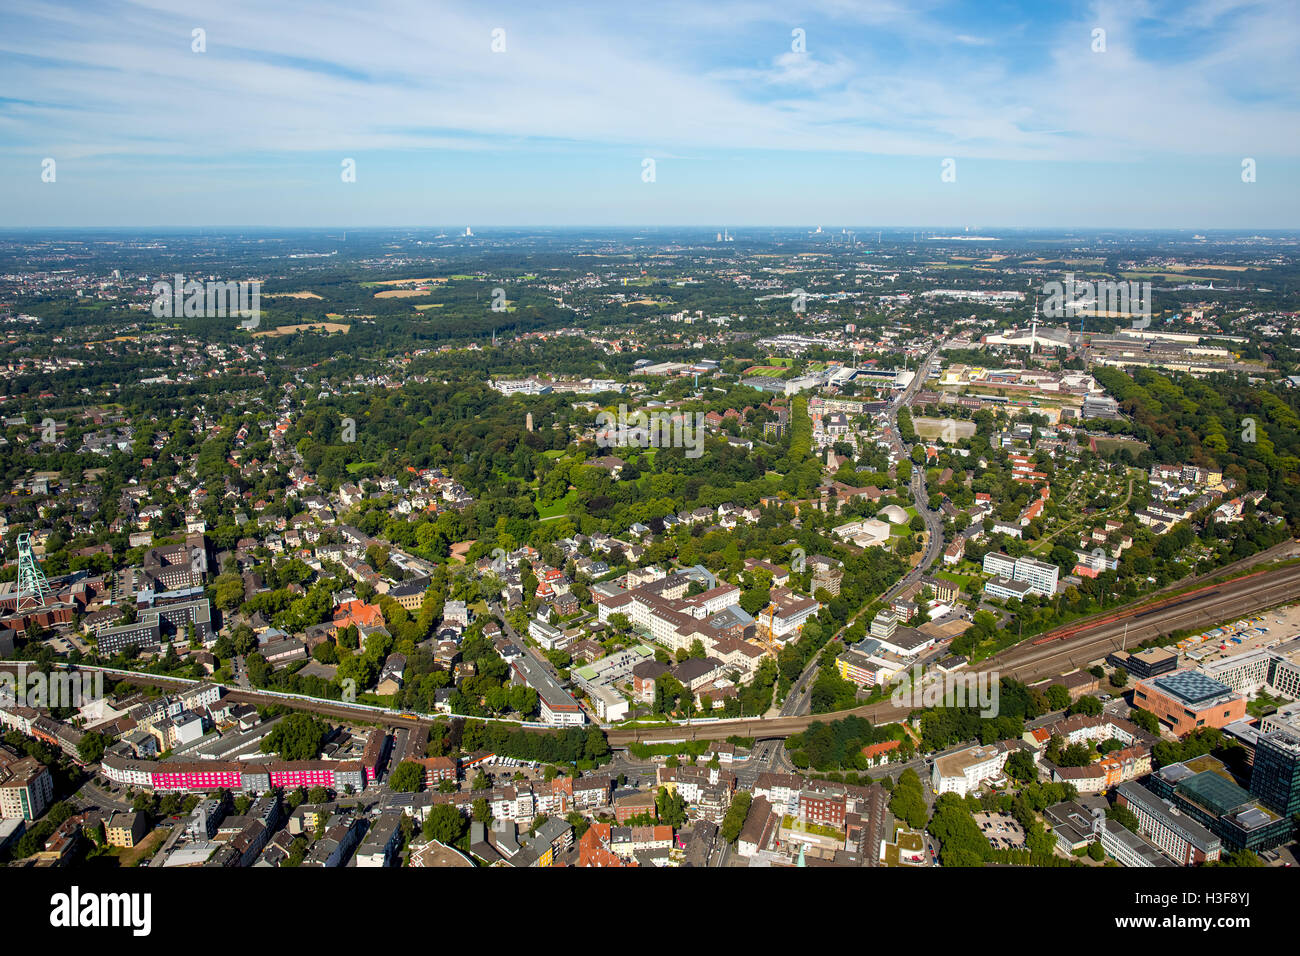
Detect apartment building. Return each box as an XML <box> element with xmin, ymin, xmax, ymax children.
<box><xmin>510</xmin><ymin>655</ymin><xmax>584</xmax><ymax>726</ymax></box>
<box><xmin>105</xmin><ymin>810</ymin><xmax>150</xmax><ymax>848</ymax></box>
<box><xmin>1201</xmin><ymin>649</ymin><xmax>1274</xmax><ymax>696</ymax></box>
<box><xmin>981</xmin><ymin>551</ymin><xmax>1058</xmax><ymax>597</ymax></box>
<box><xmin>0</xmin><ymin>756</ymin><xmax>53</xmax><ymax>821</ymax></box>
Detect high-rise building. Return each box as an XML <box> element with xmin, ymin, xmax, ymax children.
<box><xmin>0</xmin><ymin>756</ymin><xmax>54</xmax><ymax>821</ymax></box>
<box><xmin>1250</xmin><ymin>729</ymin><xmax>1300</xmax><ymax>818</ymax></box>
<box><xmin>810</xmin><ymin>556</ymin><xmax>842</xmax><ymax>597</ymax></box>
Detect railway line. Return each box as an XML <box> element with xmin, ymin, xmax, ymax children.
<box><xmin>6</xmin><ymin>555</ymin><xmax>1297</xmax><ymax>751</ymax></box>
<box><xmin>608</xmin><ymin>561</ymin><xmax>1300</xmax><ymax>745</ymax></box>
<box><xmin>0</xmin><ymin>662</ymin><xmax>546</xmax><ymax>739</ymax></box>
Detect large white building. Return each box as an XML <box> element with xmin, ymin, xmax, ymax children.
<box><xmin>982</xmin><ymin>552</ymin><xmax>1058</xmax><ymax>597</ymax></box>
<box><xmin>931</xmin><ymin>743</ymin><xmax>1012</xmax><ymax>797</ymax></box>
<box><xmin>1200</xmin><ymin>649</ymin><xmax>1274</xmax><ymax>697</ymax></box>
<box><xmin>982</xmin><ymin>552</ymin><xmax>1016</xmax><ymax>578</ymax></box>
<box><xmin>598</xmin><ymin>574</ymin><xmax>743</xmax><ymax>653</ymax></box>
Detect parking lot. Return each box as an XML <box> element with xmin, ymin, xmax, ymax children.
<box><xmin>973</xmin><ymin>811</ymin><xmax>1025</xmax><ymax>850</ymax></box>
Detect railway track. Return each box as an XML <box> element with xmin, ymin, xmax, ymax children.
<box><xmin>8</xmin><ymin>552</ymin><xmax>1297</xmax><ymax>750</ymax></box>
<box><xmin>608</xmin><ymin>561</ymin><xmax>1300</xmax><ymax>745</ymax></box>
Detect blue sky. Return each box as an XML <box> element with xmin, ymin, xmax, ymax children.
<box><xmin>1</xmin><ymin>0</ymin><xmax>1298</xmax><ymax>228</ymax></box>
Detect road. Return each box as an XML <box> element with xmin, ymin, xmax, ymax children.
<box><xmin>781</xmin><ymin>349</ymin><xmax>945</xmax><ymax>718</ymax></box>
<box><xmin>74</xmin><ymin>775</ymin><xmax>136</xmax><ymax>813</ymax></box>
<box><xmin>895</xmin><ymin>349</ymin><xmax>946</xmax><ymax>585</ymax></box>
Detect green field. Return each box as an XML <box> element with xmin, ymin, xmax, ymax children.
<box><xmin>536</xmin><ymin>488</ymin><xmax>578</xmax><ymax>519</ymax></box>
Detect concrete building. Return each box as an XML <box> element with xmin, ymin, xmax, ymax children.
<box><xmin>1201</xmin><ymin>648</ymin><xmax>1274</xmax><ymax>696</ymax></box>
<box><xmin>0</xmin><ymin>756</ymin><xmax>53</xmax><ymax>821</ymax></box>
<box><xmin>1106</xmin><ymin>646</ymin><xmax>1178</xmax><ymax>681</ymax></box>
<box><xmin>931</xmin><ymin>743</ymin><xmax>1011</xmax><ymax>797</ymax></box>
<box><xmin>1132</xmin><ymin>670</ymin><xmax>1246</xmax><ymax>737</ymax></box>
<box><xmin>510</xmin><ymin>655</ymin><xmax>584</xmax><ymax>726</ymax></box>
<box><xmin>982</xmin><ymin>552</ymin><xmax>1058</xmax><ymax>597</ymax></box>
<box><xmin>105</xmin><ymin>810</ymin><xmax>150</xmax><ymax>848</ymax></box>
<box><xmin>1114</xmin><ymin>781</ymin><xmax>1221</xmax><ymax>865</ymax></box>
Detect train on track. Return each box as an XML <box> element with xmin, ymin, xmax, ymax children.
<box><xmin>1027</xmin><ymin>570</ymin><xmax>1273</xmax><ymax>646</ymax></box>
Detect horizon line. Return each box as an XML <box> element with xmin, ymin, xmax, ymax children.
<box><xmin>2</xmin><ymin>225</ymin><xmax>1300</xmax><ymax>234</ymax></box>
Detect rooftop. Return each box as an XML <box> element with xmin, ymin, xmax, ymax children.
<box><xmin>1150</xmin><ymin>669</ymin><xmax>1234</xmax><ymax>706</ymax></box>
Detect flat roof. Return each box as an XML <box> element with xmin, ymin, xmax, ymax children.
<box><xmin>1151</xmin><ymin>670</ymin><xmax>1233</xmax><ymax>706</ymax></box>
<box><xmin>1176</xmin><ymin>771</ymin><xmax>1252</xmax><ymax>818</ymax></box>
<box><xmin>1121</xmin><ymin>645</ymin><xmax>1178</xmax><ymax>663</ymax></box>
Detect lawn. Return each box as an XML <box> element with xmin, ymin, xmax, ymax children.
<box><xmin>1092</xmin><ymin>436</ymin><xmax>1150</xmax><ymax>457</ymax></box>
<box><xmin>106</xmin><ymin>825</ymin><xmax>170</xmax><ymax>867</ymax></box>
<box><xmin>781</xmin><ymin>815</ymin><xmax>843</xmax><ymax>840</ymax></box>
<box><xmin>936</xmin><ymin>569</ymin><xmax>984</xmax><ymax>592</ymax></box>
<box><xmin>536</xmin><ymin>488</ymin><xmax>577</xmax><ymax>519</ymax></box>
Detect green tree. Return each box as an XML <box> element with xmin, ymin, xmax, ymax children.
<box><xmin>1005</xmin><ymin>750</ymin><xmax>1038</xmax><ymax>783</ymax></box>
<box><xmin>655</xmin><ymin>786</ymin><xmax>687</xmax><ymax>829</ymax></box>
<box><xmin>889</xmin><ymin>768</ymin><xmax>929</xmax><ymax>829</ymax></box>
<box><xmin>720</xmin><ymin>792</ymin><xmax>753</xmax><ymax>844</ymax></box>
<box><xmin>77</xmin><ymin>731</ymin><xmax>109</xmax><ymax>765</ymax></box>
<box><xmin>1106</xmin><ymin>803</ymin><xmax>1140</xmax><ymax>834</ymax></box>
<box><xmin>1068</xmin><ymin>695</ymin><xmax>1103</xmax><ymax>718</ymax></box>
<box><xmin>423</xmin><ymin>804</ymin><xmax>467</xmax><ymax>845</ymax></box>
<box><xmin>259</xmin><ymin>713</ymin><xmax>327</xmax><ymax>761</ymax></box>
<box><xmin>1128</xmin><ymin>708</ymin><xmax>1160</xmax><ymax>734</ymax></box>
<box><xmin>389</xmin><ymin>761</ymin><xmax>423</xmax><ymax>793</ymax></box>
<box><xmin>1045</xmin><ymin>684</ymin><xmax>1071</xmax><ymax>711</ymax></box>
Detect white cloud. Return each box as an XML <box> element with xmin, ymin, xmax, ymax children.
<box><xmin>0</xmin><ymin>0</ymin><xmax>1295</xmax><ymax>170</ymax></box>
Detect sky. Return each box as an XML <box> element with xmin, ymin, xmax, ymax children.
<box><xmin>1</xmin><ymin>0</ymin><xmax>1298</xmax><ymax>229</ymax></box>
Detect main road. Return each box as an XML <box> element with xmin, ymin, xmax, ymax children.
<box><xmin>781</xmin><ymin>348</ymin><xmax>945</xmax><ymax>717</ymax></box>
